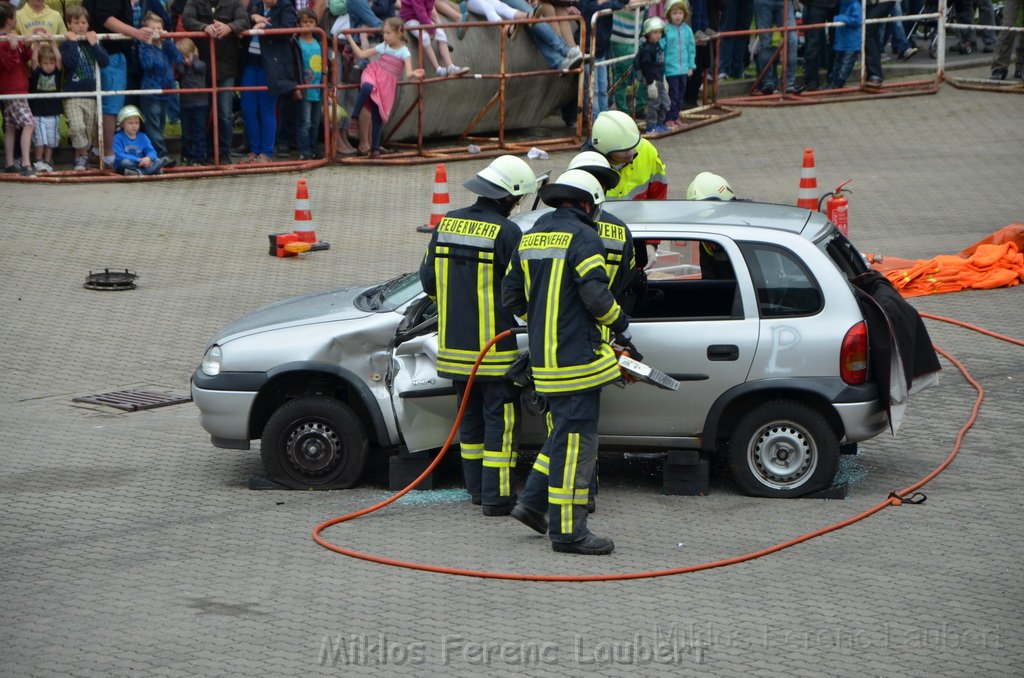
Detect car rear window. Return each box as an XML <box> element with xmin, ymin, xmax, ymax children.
<box><xmin>739</xmin><ymin>242</ymin><xmax>823</xmax><ymax>318</ymax></box>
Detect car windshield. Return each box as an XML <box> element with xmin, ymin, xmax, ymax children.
<box><xmin>357</xmin><ymin>272</ymin><xmax>423</xmax><ymax>311</ymax></box>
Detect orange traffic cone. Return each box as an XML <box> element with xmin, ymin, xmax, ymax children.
<box><xmin>797</xmin><ymin>148</ymin><xmax>819</xmax><ymax>211</ymax></box>
<box><xmin>293</xmin><ymin>178</ymin><xmax>317</xmax><ymax>243</ymax></box>
<box><xmin>426</xmin><ymin>163</ymin><xmax>450</xmax><ymax>231</ymax></box>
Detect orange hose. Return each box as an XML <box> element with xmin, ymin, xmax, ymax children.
<box><xmin>312</xmin><ymin>313</ymin><xmax>1016</xmax><ymax>581</ymax></box>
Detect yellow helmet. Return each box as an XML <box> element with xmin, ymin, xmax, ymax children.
<box><xmin>538</xmin><ymin>169</ymin><xmax>606</xmax><ymax>208</ymax></box>
<box><xmin>643</xmin><ymin>16</ymin><xmax>666</xmax><ymax>36</ymax></box>
<box><xmin>686</xmin><ymin>171</ymin><xmax>735</xmax><ymax>201</ymax></box>
<box><xmin>116</xmin><ymin>104</ymin><xmax>144</xmax><ymax>126</ymax></box>
<box><xmin>566</xmin><ymin>151</ymin><xmax>620</xmax><ymax>191</ymax></box>
<box><xmin>590</xmin><ymin>110</ymin><xmax>641</xmax><ymax>156</ymax></box>
<box><xmin>464</xmin><ymin>155</ymin><xmax>538</xmax><ymax>198</ymax></box>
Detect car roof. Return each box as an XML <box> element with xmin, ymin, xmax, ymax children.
<box><xmin>515</xmin><ymin>199</ymin><xmax>834</xmax><ymax>242</ymax></box>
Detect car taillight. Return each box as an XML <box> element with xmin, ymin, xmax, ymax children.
<box><xmin>841</xmin><ymin>321</ymin><xmax>868</xmax><ymax>384</ymax></box>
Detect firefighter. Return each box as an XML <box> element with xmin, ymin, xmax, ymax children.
<box><xmin>502</xmin><ymin>169</ymin><xmax>639</xmax><ymax>555</ymax></box>
<box><xmin>687</xmin><ymin>171</ymin><xmax>736</xmax><ymax>280</ymax></box>
<box><xmin>589</xmin><ymin>110</ymin><xmax>668</xmax><ymax>201</ymax></box>
<box><xmin>419</xmin><ymin>155</ymin><xmax>539</xmax><ymax>516</ymax></box>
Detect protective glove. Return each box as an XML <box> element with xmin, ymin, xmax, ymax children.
<box><xmin>614</xmin><ymin>330</ymin><xmax>643</xmax><ymax>362</ymax></box>
<box><xmin>646</xmin><ymin>82</ymin><xmax>658</xmax><ymax>100</ymax></box>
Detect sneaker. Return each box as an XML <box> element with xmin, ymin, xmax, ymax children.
<box><xmin>899</xmin><ymin>46</ymin><xmax>918</xmax><ymax>60</ymax></box>
<box><xmin>866</xmin><ymin>75</ymin><xmax>884</xmax><ymax>88</ymax></box>
<box><xmin>693</xmin><ymin>29</ymin><xmax>709</xmax><ymax>42</ymax></box>
<box><xmin>239</xmin><ymin>152</ymin><xmax>259</xmax><ymax>164</ymax></box>
<box><xmin>717</xmin><ymin>72</ymin><xmax>730</xmax><ymax>81</ymax></box>
<box><xmin>256</xmin><ymin>153</ymin><xmax>273</xmax><ymax>163</ymax></box>
<box><xmin>4</xmin><ymin>164</ymin><xmax>20</xmax><ymax>173</ymax></box>
<box><xmin>275</xmin><ymin>145</ymin><xmax>293</xmax><ymax>158</ymax></box>
<box><xmin>73</xmin><ymin>155</ymin><xmax>89</xmax><ymax>171</ymax></box>
<box><xmin>20</xmin><ymin>165</ymin><xmax>36</xmax><ymax>177</ymax></box>
<box><xmin>991</xmin><ymin>67</ymin><xmax>1008</xmax><ymax>80</ymax></box>
<box><xmin>446</xmin><ymin>65</ymin><xmax>469</xmax><ymax>76</ymax></box>
<box><xmin>551</xmin><ymin>533</ymin><xmax>615</xmax><ymax>555</ymax></box>
<box><xmin>665</xmin><ymin>119</ymin><xmax>680</xmax><ymax>128</ymax></box>
<box><xmin>436</xmin><ymin>66</ymin><xmax>448</xmax><ymax>77</ymax></box>
<box><xmin>298</xmin><ymin>153</ymin><xmax>311</xmax><ymax>161</ymax></box>
<box><xmin>33</xmin><ymin>161</ymin><xmax>53</xmax><ymax>173</ymax></box>
<box><xmin>123</xmin><ymin>168</ymin><xmax>142</xmax><ymax>176</ymax></box>
<box><xmin>566</xmin><ymin>46</ymin><xmax>582</xmax><ymax>61</ymax></box>
<box><xmin>758</xmin><ymin>83</ymin><xmax>776</xmax><ymax>95</ymax></box>
<box><xmin>103</xmin><ymin>155</ymin><xmax>115</xmax><ymax>166</ymax></box>
<box><xmin>560</xmin><ymin>53</ymin><xmax>584</xmax><ymax>71</ymax></box>
<box><xmin>510</xmin><ymin>503</ymin><xmax>548</xmax><ymax>535</ymax></box>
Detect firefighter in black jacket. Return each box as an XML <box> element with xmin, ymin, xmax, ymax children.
<box><xmin>502</xmin><ymin>169</ymin><xmax>638</xmax><ymax>555</ymax></box>
<box><xmin>419</xmin><ymin>156</ymin><xmax>538</xmax><ymax>516</ymax></box>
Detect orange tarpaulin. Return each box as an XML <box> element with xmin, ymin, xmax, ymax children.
<box><xmin>868</xmin><ymin>225</ymin><xmax>1024</xmax><ymax>298</ymax></box>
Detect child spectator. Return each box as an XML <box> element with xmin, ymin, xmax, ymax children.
<box><xmin>113</xmin><ymin>104</ymin><xmax>169</xmax><ymax>175</ymax></box>
<box><xmin>662</xmin><ymin>0</ymin><xmax>694</xmax><ymax>127</ymax></box>
<box><xmin>345</xmin><ymin>16</ymin><xmax>424</xmax><ymax>158</ymax></box>
<box><xmin>29</xmin><ymin>41</ymin><xmax>62</xmax><ymax>173</ymax></box>
<box><xmin>15</xmin><ymin>0</ymin><xmax>65</xmax><ymax>37</ymax></box>
<box><xmin>636</xmin><ymin>16</ymin><xmax>668</xmax><ymax>133</ymax></box>
<box><xmin>175</xmin><ymin>37</ymin><xmax>208</xmax><ymax>165</ymax></box>
<box><xmin>137</xmin><ymin>11</ymin><xmax>182</xmax><ymax>160</ymax></box>
<box><xmin>826</xmin><ymin>0</ymin><xmax>861</xmax><ymax>89</ymax></box>
<box><xmin>399</xmin><ymin>0</ymin><xmax>468</xmax><ymax>77</ymax></box>
<box><xmin>61</xmin><ymin>5</ymin><xmax>110</xmax><ymax>171</ymax></box>
<box><xmin>1</xmin><ymin>1</ymin><xmax>36</xmax><ymax>176</ymax></box>
<box><xmin>295</xmin><ymin>8</ymin><xmax>323</xmax><ymax>160</ymax></box>
<box><xmin>240</xmin><ymin>0</ymin><xmax>298</xmax><ymax>164</ymax></box>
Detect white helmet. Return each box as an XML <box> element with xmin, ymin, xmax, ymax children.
<box><xmin>590</xmin><ymin>110</ymin><xmax>641</xmax><ymax>156</ymax></box>
<box><xmin>538</xmin><ymin>169</ymin><xmax>606</xmax><ymax>208</ymax></box>
<box><xmin>566</xmin><ymin>151</ymin><xmax>620</xmax><ymax>191</ymax></box>
<box><xmin>464</xmin><ymin>155</ymin><xmax>538</xmax><ymax>199</ymax></box>
<box><xmin>686</xmin><ymin>171</ymin><xmax>735</xmax><ymax>201</ymax></box>
<box><xmin>643</xmin><ymin>16</ymin><xmax>665</xmax><ymax>36</ymax></box>
<box><xmin>116</xmin><ymin>104</ymin><xmax>145</xmax><ymax>126</ymax></box>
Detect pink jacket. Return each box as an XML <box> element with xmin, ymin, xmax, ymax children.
<box><xmin>400</xmin><ymin>0</ymin><xmax>436</xmax><ymax>32</ymax></box>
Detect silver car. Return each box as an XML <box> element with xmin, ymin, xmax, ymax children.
<box><xmin>191</xmin><ymin>200</ymin><xmax>889</xmax><ymax>498</ymax></box>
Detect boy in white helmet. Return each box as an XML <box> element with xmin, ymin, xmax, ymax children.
<box><xmin>113</xmin><ymin>105</ymin><xmax>169</xmax><ymax>175</ymax></box>
<box><xmin>420</xmin><ymin>155</ymin><xmax>538</xmax><ymax>516</ymax></box>
<box><xmin>502</xmin><ymin>169</ymin><xmax>637</xmax><ymax>555</ymax></box>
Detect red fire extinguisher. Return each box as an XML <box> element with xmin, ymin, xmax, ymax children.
<box><xmin>819</xmin><ymin>179</ymin><xmax>853</xmax><ymax>236</ymax></box>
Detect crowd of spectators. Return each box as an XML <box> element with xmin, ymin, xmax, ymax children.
<box><xmin>1</xmin><ymin>0</ymin><xmax>1021</xmax><ymax>175</ymax></box>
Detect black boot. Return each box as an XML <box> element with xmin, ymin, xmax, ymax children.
<box><xmin>552</xmin><ymin>533</ymin><xmax>615</xmax><ymax>555</ymax></box>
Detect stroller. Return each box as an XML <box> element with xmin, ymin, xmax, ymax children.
<box><xmin>906</xmin><ymin>0</ymin><xmax>1004</xmax><ymax>58</ymax></box>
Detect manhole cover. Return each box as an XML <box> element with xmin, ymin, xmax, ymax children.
<box><xmin>84</xmin><ymin>268</ymin><xmax>138</xmax><ymax>291</ymax></box>
<box><xmin>72</xmin><ymin>389</ymin><xmax>191</xmax><ymax>411</ymax></box>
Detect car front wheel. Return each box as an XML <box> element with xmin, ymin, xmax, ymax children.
<box><xmin>727</xmin><ymin>400</ymin><xmax>839</xmax><ymax>498</ymax></box>
<box><xmin>260</xmin><ymin>396</ymin><xmax>368</xmax><ymax>489</ymax></box>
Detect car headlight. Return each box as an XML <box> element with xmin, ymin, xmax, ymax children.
<box><xmin>201</xmin><ymin>345</ymin><xmax>223</xmax><ymax>376</ymax></box>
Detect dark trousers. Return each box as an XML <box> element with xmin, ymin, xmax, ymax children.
<box><xmin>350</xmin><ymin>82</ymin><xmax>383</xmax><ymax>150</ymax></box>
<box><xmin>138</xmin><ymin>95</ymin><xmax>168</xmax><ymax>157</ymax></box>
<box><xmin>719</xmin><ymin>0</ymin><xmax>754</xmax><ymax>78</ymax></box>
<box><xmin>865</xmin><ymin>1</ymin><xmax>897</xmax><ymax>80</ymax></box>
<box><xmin>667</xmin><ymin>74</ymin><xmax>687</xmax><ymax>121</ymax></box>
<box><xmin>454</xmin><ymin>379</ymin><xmax>521</xmax><ymax>507</ymax></box>
<box><xmin>519</xmin><ymin>390</ymin><xmax>600</xmax><ymax>543</ymax></box>
<box><xmin>801</xmin><ymin>4</ymin><xmax>833</xmax><ymax>90</ymax></box>
<box><xmin>180</xmin><ymin>103</ymin><xmax>208</xmax><ymax>163</ymax></box>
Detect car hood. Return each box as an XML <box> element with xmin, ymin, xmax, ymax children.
<box><xmin>212</xmin><ymin>286</ymin><xmax>373</xmax><ymax>344</ymax></box>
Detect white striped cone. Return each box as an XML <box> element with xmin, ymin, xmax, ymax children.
<box><xmin>797</xmin><ymin>148</ymin><xmax>819</xmax><ymax>211</ymax></box>
<box><xmin>428</xmin><ymin>163</ymin><xmax>450</xmax><ymax>229</ymax></box>
<box><xmin>293</xmin><ymin>178</ymin><xmax>317</xmax><ymax>243</ymax></box>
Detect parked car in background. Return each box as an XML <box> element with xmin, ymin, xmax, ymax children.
<box><xmin>191</xmin><ymin>200</ymin><xmax>891</xmax><ymax>497</ymax></box>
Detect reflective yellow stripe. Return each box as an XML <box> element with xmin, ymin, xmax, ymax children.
<box><xmin>595</xmin><ymin>302</ymin><xmax>621</xmax><ymax>326</ymax></box>
<box><xmin>576</xmin><ymin>253</ymin><xmax>606</xmax><ymax>278</ymax></box>
<box><xmin>477</xmin><ymin>258</ymin><xmax>493</xmax><ymax>351</ymax></box>
<box><xmin>544</xmin><ymin>259</ymin><xmax>562</xmax><ymax>367</ymax></box>
<box><xmin>436</xmin><ymin>254</ymin><xmax>450</xmax><ymax>351</ymax></box>
<box><xmin>532</xmin><ymin>453</ymin><xmax>550</xmax><ymax>475</ymax></box>
<box><xmin>460</xmin><ymin>442</ymin><xmax>484</xmax><ymax>460</ymax></box>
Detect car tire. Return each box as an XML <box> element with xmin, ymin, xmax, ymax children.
<box><xmin>261</xmin><ymin>397</ymin><xmax>368</xmax><ymax>489</ymax></box>
<box><xmin>727</xmin><ymin>400</ymin><xmax>839</xmax><ymax>498</ymax></box>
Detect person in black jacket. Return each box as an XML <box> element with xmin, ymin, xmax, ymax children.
<box><xmin>419</xmin><ymin>156</ymin><xmax>539</xmax><ymax>516</ymax></box>
<box><xmin>239</xmin><ymin>0</ymin><xmax>297</xmax><ymax>162</ymax></box>
<box><xmin>183</xmin><ymin>0</ymin><xmax>250</xmax><ymax>162</ymax></box>
<box><xmin>799</xmin><ymin>0</ymin><xmax>838</xmax><ymax>92</ymax></box>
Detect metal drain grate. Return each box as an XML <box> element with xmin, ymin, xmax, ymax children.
<box><xmin>84</xmin><ymin>268</ymin><xmax>138</xmax><ymax>291</ymax></box>
<box><xmin>73</xmin><ymin>389</ymin><xmax>192</xmax><ymax>411</ymax></box>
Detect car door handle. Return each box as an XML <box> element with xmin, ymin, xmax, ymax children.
<box><xmin>707</xmin><ymin>344</ymin><xmax>739</xmax><ymax>361</ymax></box>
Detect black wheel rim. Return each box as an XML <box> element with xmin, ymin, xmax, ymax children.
<box><xmin>284</xmin><ymin>420</ymin><xmax>344</xmax><ymax>480</ymax></box>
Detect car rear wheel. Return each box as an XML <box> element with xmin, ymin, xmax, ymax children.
<box><xmin>261</xmin><ymin>397</ymin><xmax>368</xmax><ymax>489</ymax></box>
<box><xmin>727</xmin><ymin>400</ymin><xmax>839</xmax><ymax>498</ymax></box>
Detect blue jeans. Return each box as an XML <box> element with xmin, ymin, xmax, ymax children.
<box><xmin>801</xmin><ymin>3</ymin><xmax>832</xmax><ymax>89</ymax></box>
<box><xmin>138</xmin><ymin>95</ymin><xmax>168</xmax><ymax>157</ymax></box>
<box><xmin>865</xmin><ymin>1</ymin><xmax>896</xmax><ymax>81</ymax></box>
<box><xmin>348</xmin><ymin>0</ymin><xmax>383</xmax><ymax>29</ymax></box>
<box><xmin>167</xmin><ymin>83</ymin><xmax>180</xmax><ymax>123</ymax></box>
<box><xmin>100</xmin><ymin>52</ymin><xmax>127</xmax><ymax>115</ymax></box>
<box><xmin>350</xmin><ymin>82</ymin><xmax>383</xmax><ymax>150</ymax></box>
<box><xmin>212</xmin><ymin>77</ymin><xmax>235</xmax><ymax>161</ymax></box>
<box><xmin>719</xmin><ymin>0</ymin><xmax>753</xmax><ymax>78</ymax></box>
<box><xmin>240</xmin><ymin>65</ymin><xmax>278</xmax><ymax>156</ymax></box>
<box><xmin>504</xmin><ymin>0</ymin><xmax>571</xmax><ymax>69</ymax></box>
<box><xmin>117</xmin><ymin>156</ymin><xmax>167</xmax><ymax>174</ymax></box>
<box><xmin>754</xmin><ymin>0</ymin><xmax>797</xmax><ymax>89</ymax></box>
<box><xmin>181</xmin><ymin>103</ymin><xmax>208</xmax><ymax>163</ymax></box>
<box><xmin>828</xmin><ymin>50</ymin><xmax>858</xmax><ymax>87</ymax></box>
<box><xmin>297</xmin><ymin>98</ymin><xmax>323</xmax><ymax>157</ymax></box>
<box><xmin>586</xmin><ymin>63</ymin><xmax>609</xmax><ymax>117</ymax></box>
<box><xmin>881</xmin><ymin>0</ymin><xmax>913</xmax><ymax>54</ymax></box>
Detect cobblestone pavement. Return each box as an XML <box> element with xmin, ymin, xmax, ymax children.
<box><xmin>2</xmin><ymin>85</ymin><xmax>1022</xmax><ymax>676</ymax></box>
